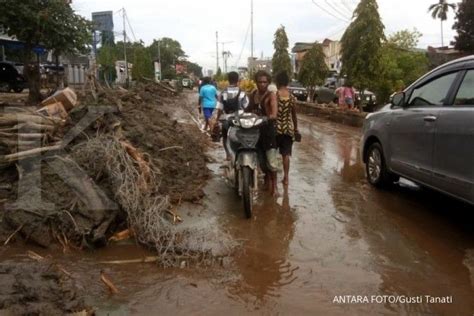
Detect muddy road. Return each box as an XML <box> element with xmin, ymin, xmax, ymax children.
<box><xmin>2</xmin><ymin>90</ymin><xmax>474</xmax><ymax>315</ymax></box>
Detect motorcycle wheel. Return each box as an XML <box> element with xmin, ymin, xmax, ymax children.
<box><xmin>242</xmin><ymin>166</ymin><xmax>253</xmax><ymax>219</ymax></box>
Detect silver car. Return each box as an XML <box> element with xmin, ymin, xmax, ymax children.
<box><xmin>361</xmin><ymin>55</ymin><xmax>474</xmax><ymax>205</ymax></box>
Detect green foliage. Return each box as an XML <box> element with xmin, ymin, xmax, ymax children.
<box><xmin>214</xmin><ymin>67</ymin><xmax>225</xmax><ymax>81</ymax></box>
<box><xmin>452</xmin><ymin>0</ymin><xmax>474</xmax><ymax>53</ymax></box>
<box><xmin>97</xmin><ymin>37</ymin><xmax>202</xmax><ymax>84</ymax></box>
<box><xmin>150</xmin><ymin>38</ymin><xmax>186</xmax><ymax>80</ymax></box>
<box><xmin>374</xmin><ymin>29</ymin><xmax>429</xmax><ymax>103</ymax></box>
<box><xmin>186</xmin><ymin>61</ymin><xmax>203</xmax><ymax>78</ymax></box>
<box><xmin>428</xmin><ymin>0</ymin><xmax>456</xmax><ymax>21</ymax></box>
<box><xmin>97</xmin><ymin>44</ymin><xmax>119</xmax><ymax>83</ymax></box>
<box><xmin>271</xmin><ymin>25</ymin><xmax>292</xmax><ymax>79</ymax></box>
<box><xmin>387</xmin><ymin>29</ymin><xmax>422</xmax><ymax>50</ymax></box>
<box><xmin>297</xmin><ymin>43</ymin><xmax>328</xmax><ymax>99</ymax></box>
<box><xmin>340</xmin><ymin>0</ymin><xmax>385</xmax><ymax>96</ymax></box>
<box><xmin>0</xmin><ymin>0</ymin><xmax>92</xmax><ymax>102</ymax></box>
<box><xmin>131</xmin><ymin>41</ymin><xmax>153</xmax><ymax>81</ymax></box>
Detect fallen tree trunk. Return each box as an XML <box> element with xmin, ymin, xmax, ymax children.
<box><xmin>0</xmin><ymin>113</ymin><xmax>62</xmax><ymax>126</ymax></box>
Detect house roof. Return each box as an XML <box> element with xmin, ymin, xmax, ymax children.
<box><xmin>291</xmin><ymin>42</ymin><xmax>315</xmax><ymax>53</ymax></box>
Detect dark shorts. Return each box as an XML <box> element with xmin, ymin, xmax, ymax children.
<box><xmin>203</xmin><ymin>108</ymin><xmax>214</xmax><ymax>120</ymax></box>
<box><xmin>276</xmin><ymin>134</ymin><xmax>293</xmax><ymax>156</ymax></box>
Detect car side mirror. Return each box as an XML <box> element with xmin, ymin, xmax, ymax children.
<box><xmin>391</xmin><ymin>92</ymin><xmax>405</xmax><ymax>108</ymax></box>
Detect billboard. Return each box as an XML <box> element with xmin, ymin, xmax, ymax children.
<box><xmin>92</xmin><ymin>11</ymin><xmax>114</xmax><ymax>32</ymax></box>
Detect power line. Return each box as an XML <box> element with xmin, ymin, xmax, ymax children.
<box><xmin>124</xmin><ymin>11</ymin><xmax>137</xmax><ymax>42</ymax></box>
<box><xmin>311</xmin><ymin>0</ymin><xmax>350</xmax><ymax>23</ymax></box>
<box><xmin>333</xmin><ymin>0</ymin><xmax>353</xmax><ymax>15</ymax></box>
<box><xmin>324</xmin><ymin>0</ymin><xmax>351</xmax><ymax>20</ymax></box>
<box><xmin>341</xmin><ymin>0</ymin><xmax>355</xmax><ymax>13</ymax></box>
<box><xmin>234</xmin><ymin>21</ymin><xmax>251</xmax><ymax>68</ymax></box>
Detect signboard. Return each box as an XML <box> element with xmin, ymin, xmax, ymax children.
<box><xmin>92</xmin><ymin>11</ymin><xmax>114</xmax><ymax>32</ymax></box>
<box><xmin>154</xmin><ymin>61</ymin><xmax>161</xmax><ymax>81</ymax></box>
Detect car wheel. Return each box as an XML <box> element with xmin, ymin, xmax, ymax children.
<box><xmin>12</xmin><ymin>86</ymin><xmax>23</xmax><ymax>93</ymax></box>
<box><xmin>366</xmin><ymin>142</ymin><xmax>398</xmax><ymax>188</ymax></box>
<box><xmin>0</xmin><ymin>82</ymin><xmax>10</xmax><ymax>92</ymax></box>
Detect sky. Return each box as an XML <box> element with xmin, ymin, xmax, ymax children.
<box><xmin>73</xmin><ymin>0</ymin><xmax>458</xmax><ymax>73</ymax></box>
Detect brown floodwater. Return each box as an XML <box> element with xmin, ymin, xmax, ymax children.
<box><xmin>2</xmin><ymin>110</ymin><xmax>474</xmax><ymax>315</ymax></box>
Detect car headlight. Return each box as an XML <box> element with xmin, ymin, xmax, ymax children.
<box><xmin>239</xmin><ymin>117</ymin><xmax>256</xmax><ymax>128</ymax></box>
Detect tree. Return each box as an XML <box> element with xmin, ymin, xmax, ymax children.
<box><xmin>149</xmin><ymin>38</ymin><xmax>186</xmax><ymax>80</ymax></box>
<box><xmin>41</xmin><ymin>1</ymin><xmax>92</xmax><ymax>87</ymax></box>
<box><xmin>375</xmin><ymin>29</ymin><xmax>429</xmax><ymax>103</ymax></box>
<box><xmin>185</xmin><ymin>61</ymin><xmax>203</xmax><ymax>78</ymax></box>
<box><xmin>428</xmin><ymin>0</ymin><xmax>456</xmax><ymax>47</ymax></box>
<box><xmin>0</xmin><ymin>0</ymin><xmax>92</xmax><ymax>103</ymax></box>
<box><xmin>97</xmin><ymin>43</ymin><xmax>119</xmax><ymax>83</ymax></box>
<box><xmin>131</xmin><ymin>41</ymin><xmax>154</xmax><ymax>81</ymax></box>
<box><xmin>452</xmin><ymin>0</ymin><xmax>474</xmax><ymax>53</ymax></box>
<box><xmin>297</xmin><ymin>43</ymin><xmax>329</xmax><ymax>102</ymax></box>
<box><xmin>340</xmin><ymin>0</ymin><xmax>385</xmax><ymax>111</ymax></box>
<box><xmin>271</xmin><ymin>25</ymin><xmax>292</xmax><ymax>80</ymax></box>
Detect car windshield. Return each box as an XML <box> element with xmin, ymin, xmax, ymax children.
<box><xmin>289</xmin><ymin>82</ymin><xmax>304</xmax><ymax>88</ymax></box>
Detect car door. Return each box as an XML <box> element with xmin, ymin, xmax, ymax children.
<box><xmin>388</xmin><ymin>71</ymin><xmax>459</xmax><ymax>186</ymax></box>
<box><xmin>433</xmin><ymin>69</ymin><xmax>474</xmax><ymax>203</ymax></box>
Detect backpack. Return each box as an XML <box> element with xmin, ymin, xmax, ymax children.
<box><xmin>222</xmin><ymin>88</ymin><xmax>241</xmax><ymax>114</ymax></box>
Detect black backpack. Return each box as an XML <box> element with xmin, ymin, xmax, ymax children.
<box><xmin>222</xmin><ymin>88</ymin><xmax>241</xmax><ymax>114</ymax></box>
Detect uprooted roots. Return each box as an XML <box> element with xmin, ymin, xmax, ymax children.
<box><xmin>72</xmin><ymin>136</ymin><xmax>237</xmax><ymax>267</ymax></box>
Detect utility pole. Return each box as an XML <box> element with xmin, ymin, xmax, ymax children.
<box><xmin>216</xmin><ymin>31</ymin><xmax>219</xmax><ymax>74</ymax></box>
<box><xmin>219</xmin><ymin>41</ymin><xmax>233</xmax><ymax>72</ymax></box>
<box><xmin>251</xmin><ymin>0</ymin><xmax>254</xmax><ymax>59</ymax></box>
<box><xmin>122</xmin><ymin>8</ymin><xmax>129</xmax><ymax>87</ymax></box>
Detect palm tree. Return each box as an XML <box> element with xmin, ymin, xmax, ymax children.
<box><xmin>428</xmin><ymin>0</ymin><xmax>456</xmax><ymax>47</ymax></box>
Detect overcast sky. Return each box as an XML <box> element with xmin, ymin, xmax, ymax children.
<box><xmin>73</xmin><ymin>0</ymin><xmax>458</xmax><ymax>73</ymax></box>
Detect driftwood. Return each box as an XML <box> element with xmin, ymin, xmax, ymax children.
<box><xmin>0</xmin><ymin>143</ymin><xmax>63</xmax><ymax>164</ymax></box>
<box><xmin>2</xmin><ymin>122</ymin><xmax>56</xmax><ymax>132</ymax></box>
<box><xmin>0</xmin><ymin>113</ymin><xmax>62</xmax><ymax>126</ymax></box>
<box><xmin>0</xmin><ymin>132</ymin><xmax>45</xmax><ymax>139</ymax></box>
<box><xmin>100</xmin><ymin>272</ymin><xmax>119</xmax><ymax>294</ymax></box>
<box><xmin>157</xmin><ymin>82</ymin><xmax>177</xmax><ymax>94</ymax></box>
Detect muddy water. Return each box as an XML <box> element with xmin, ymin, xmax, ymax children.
<box><xmin>2</xmin><ymin>99</ymin><xmax>474</xmax><ymax>315</ymax></box>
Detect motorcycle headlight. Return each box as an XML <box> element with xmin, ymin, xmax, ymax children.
<box><xmin>239</xmin><ymin>117</ymin><xmax>256</xmax><ymax>128</ymax></box>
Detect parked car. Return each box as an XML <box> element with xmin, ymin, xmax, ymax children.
<box><xmin>313</xmin><ymin>85</ymin><xmax>338</xmax><ymax>104</ymax></box>
<box><xmin>360</xmin><ymin>55</ymin><xmax>474</xmax><ymax>205</ymax></box>
<box><xmin>182</xmin><ymin>78</ymin><xmax>194</xmax><ymax>89</ymax></box>
<box><xmin>0</xmin><ymin>61</ymin><xmax>27</xmax><ymax>93</ymax></box>
<box><xmin>355</xmin><ymin>89</ymin><xmax>377</xmax><ymax>111</ymax></box>
<box><xmin>288</xmin><ymin>81</ymin><xmax>308</xmax><ymax>101</ymax></box>
<box><xmin>312</xmin><ymin>85</ymin><xmax>377</xmax><ymax>111</ymax></box>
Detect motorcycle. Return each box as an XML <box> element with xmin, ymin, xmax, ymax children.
<box><xmin>221</xmin><ymin>110</ymin><xmax>267</xmax><ymax>218</ymax></box>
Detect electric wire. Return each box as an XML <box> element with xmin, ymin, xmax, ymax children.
<box><xmin>311</xmin><ymin>0</ymin><xmax>350</xmax><ymax>22</ymax></box>
<box><xmin>324</xmin><ymin>0</ymin><xmax>352</xmax><ymax>20</ymax></box>
<box><xmin>233</xmin><ymin>20</ymin><xmax>251</xmax><ymax>68</ymax></box>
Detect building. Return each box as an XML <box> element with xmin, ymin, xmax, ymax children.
<box><xmin>291</xmin><ymin>39</ymin><xmax>342</xmax><ymax>75</ymax></box>
<box><xmin>248</xmin><ymin>57</ymin><xmax>272</xmax><ymax>74</ymax></box>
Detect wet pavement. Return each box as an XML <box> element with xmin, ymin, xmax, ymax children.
<box><xmin>2</xmin><ymin>93</ymin><xmax>474</xmax><ymax>315</ymax></box>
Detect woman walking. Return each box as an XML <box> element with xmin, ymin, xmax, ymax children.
<box><xmin>275</xmin><ymin>71</ymin><xmax>299</xmax><ymax>187</ymax></box>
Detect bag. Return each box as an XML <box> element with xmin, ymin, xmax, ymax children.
<box><xmin>266</xmin><ymin>148</ymin><xmax>279</xmax><ymax>172</ymax></box>
<box><xmin>209</xmin><ymin>114</ymin><xmax>221</xmax><ymax>142</ymax></box>
<box><xmin>223</xmin><ymin>89</ymin><xmax>241</xmax><ymax>114</ymax></box>
<box><xmin>294</xmin><ymin>132</ymin><xmax>302</xmax><ymax>142</ymax></box>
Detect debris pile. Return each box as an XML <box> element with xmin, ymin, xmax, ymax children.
<box><xmin>0</xmin><ymin>80</ymin><xmax>232</xmax><ymax>267</ymax></box>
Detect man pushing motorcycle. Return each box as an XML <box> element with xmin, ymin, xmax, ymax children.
<box><xmin>246</xmin><ymin>70</ymin><xmax>279</xmax><ymax>196</ymax></box>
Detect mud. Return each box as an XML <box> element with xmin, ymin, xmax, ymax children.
<box><xmin>1</xmin><ymin>90</ymin><xmax>474</xmax><ymax>314</ymax></box>
<box><xmin>0</xmin><ymin>259</ymin><xmax>90</xmax><ymax>315</ymax></box>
